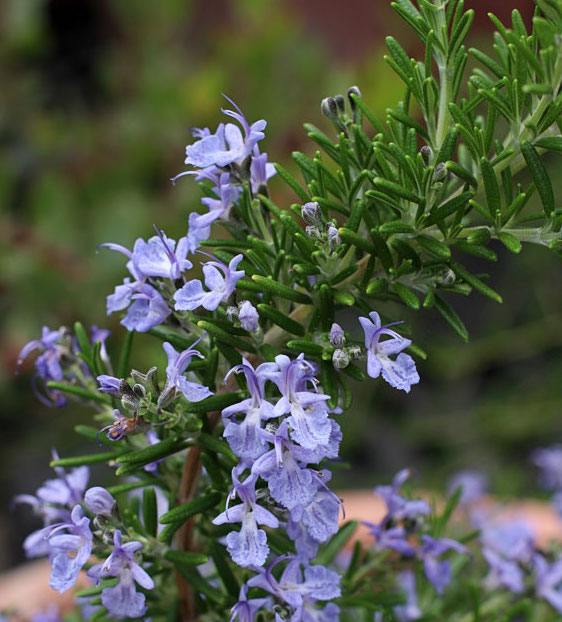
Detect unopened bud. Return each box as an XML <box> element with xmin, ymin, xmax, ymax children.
<box><xmin>420</xmin><ymin>145</ymin><xmax>433</xmax><ymax>166</ymax></box>
<box><xmin>119</xmin><ymin>379</ymin><xmax>139</xmax><ymax>411</ymax></box>
<box><xmin>226</xmin><ymin>305</ymin><xmax>239</xmax><ymax>322</ymax></box>
<box><xmin>329</xmin><ymin>323</ymin><xmax>346</xmax><ymax>348</ymax></box>
<box><xmin>347</xmin><ymin>86</ymin><xmax>362</xmax><ymax>110</ymax></box>
<box><xmin>326</xmin><ymin>222</ymin><xmax>340</xmax><ymax>251</ymax></box>
<box><xmin>306</xmin><ymin>225</ymin><xmax>321</xmax><ymax>239</ymax></box>
<box><xmin>334</xmin><ymin>94</ymin><xmax>345</xmax><ymax>114</ymax></box>
<box><xmin>439</xmin><ymin>268</ymin><xmax>456</xmax><ymax>286</ymax></box>
<box><xmin>238</xmin><ymin>300</ymin><xmax>259</xmax><ymax>332</ymax></box>
<box><xmin>321</xmin><ymin>97</ymin><xmax>339</xmax><ymax>120</ymax></box>
<box><xmin>433</xmin><ymin>162</ymin><xmax>448</xmax><ymax>182</ymax></box>
<box><xmin>84</xmin><ymin>487</ymin><xmax>116</xmax><ymax>517</ymax></box>
<box><xmin>332</xmin><ymin>348</ymin><xmax>350</xmax><ymax>369</ymax></box>
<box><xmin>301</xmin><ymin>201</ymin><xmax>322</xmax><ymax>226</ymax></box>
<box><xmin>348</xmin><ymin>345</ymin><xmax>361</xmax><ymax>359</ymax></box>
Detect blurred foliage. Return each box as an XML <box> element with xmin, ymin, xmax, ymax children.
<box><xmin>1</xmin><ymin>0</ymin><xmax>560</xmax><ymax>572</ymax></box>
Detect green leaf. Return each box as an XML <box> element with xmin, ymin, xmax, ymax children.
<box><xmin>142</xmin><ymin>488</ymin><xmax>158</xmax><ymax>537</ymax></box>
<box><xmin>46</xmin><ymin>381</ymin><xmax>109</xmax><ymax>405</ymax></box>
<box><xmin>159</xmin><ymin>491</ymin><xmax>222</xmax><ymax>525</ymax></box>
<box><xmin>183</xmin><ymin>392</ymin><xmax>242</xmax><ymax>415</ymax></box>
<box><xmin>379</xmin><ymin>221</ymin><xmax>416</xmax><ymax>234</ymax></box>
<box><xmin>117</xmin><ymin>436</ymin><xmax>189</xmax><ymax>465</ymax></box>
<box><xmin>424</xmin><ymin>190</ymin><xmax>474</xmax><ymax>226</ymax></box>
<box><xmin>51</xmin><ymin>450</ymin><xmax>127</xmax><ymax>467</ymax></box>
<box><xmin>342</xmin><ymin>363</ymin><xmax>367</xmax><ymax>382</ymax></box>
<box><xmin>373</xmin><ymin>177</ymin><xmax>420</xmax><ymax>203</ymax></box>
<box><xmin>274</xmin><ymin>163</ymin><xmax>309</xmax><ymax>202</ymax></box>
<box><xmin>338</xmin><ymin>227</ymin><xmax>376</xmax><ymax>254</ymax></box>
<box><xmin>333</xmin><ymin>291</ymin><xmax>355</xmax><ymax>306</ymax></box>
<box><xmin>197</xmin><ymin>432</ymin><xmax>238</xmax><ymax>464</ymax></box>
<box><xmin>286</xmin><ymin>340</ymin><xmax>324</xmax><ymax>356</ymax></box>
<box><xmin>117</xmin><ymin>330</ymin><xmax>134</xmax><ymax>379</ymax></box>
<box><xmin>497</xmin><ymin>231</ymin><xmax>522</xmax><ymax>253</ymax></box>
<box><xmin>210</xmin><ymin>541</ymin><xmax>240</xmax><ymax>598</ymax></box>
<box><xmin>392</xmin><ymin>282</ymin><xmax>420</xmax><ymax>309</ymax></box>
<box><xmin>74</xmin><ymin>321</ymin><xmax>92</xmax><ymax>362</ymax></box>
<box><xmin>452</xmin><ymin>240</ymin><xmax>497</xmax><ymax>261</ymax></box>
<box><xmin>480</xmin><ymin>157</ymin><xmax>502</xmax><ymax>217</ymax></box>
<box><xmin>148</xmin><ymin>326</ymin><xmax>194</xmax><ymax>351</ymax></box>
<box><xmin>386</xmin><ymin>108</ymin><xmax>430</xmax><ymax>140</ymax></box>
<box><xmin>520</xmin><ymin>140</ymin><xmax>555</xmax><ymax>215</ymax></box>
<box><xmin>415</xmin><ymin>234</ymin><xmax>451</xmax><ymax>259</ymax></box>
<box><xmin>451</xmin><ymin>262</ymin><xmax>503</xmax><ymax>303</ymax></box>
<box><xmin>174</xmin><ymin>564</ymin><xmax>226</xmax><ymax>606</ymax></box>
<box><xmin>340</xmin><ymin>593</ymin><xmax>405</xmax><ymax>609</ymax></box>
<box><xmin>468</xmin><ymin>48</ymin><xmax>505</xmax><ymax>79</ymax></box>
<box><xmin>257</xmin><ymin>303</ymin><xmax>305</xmax><ymax>337</ymax></box>
<box><xmin>436</xmin><ymin>127</ymin><xmax>460</xmax><ymax>164</ymax></box>
<box><xmin>369</xmin><ymin>229</ymin><xmax>394</xmax><ymax>272</ymax></box>
<box><xmin>349</xmin><ymin>93</ymin><xmax>386</xmax><ymax>135</ymax></box>
<box><xmin>315</xmin><ymin>521</ymin><xmax>358</xmax><ymax>566</ymax></box>
<box><xmin>251</xmin><ymin>275</ymin><xmax>312</xmax><ymax>304</ymax></box>
<box><xmin>164</xmin><ymin>550</ymin><xmax>210</xmax><ymax>566</ymax></box>
<box><xmin>319</xmin><ymin>284</ymin><xmax>335</xmax><ymax>331</ymax></box>
<box><xmin>434</xmin><ymin>294</ymin><xmax>469</xmax><ymax>341</ymax></box>
<box><xmin>446</xmin><ymin>161</ymin><xmax>477</xmax><ymax>188</ymax></box>
<box><xmin>197</xmin><ymin>321</ymin><xmax>256</xmax><ymax>354</ymax></box>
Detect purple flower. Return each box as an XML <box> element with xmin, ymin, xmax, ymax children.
<box><xmin>238</xmin><ymin>301</ymin><xmax>259</xmax><ymax>332</ymax></box>
<box><xmin>267</xmin><ymin>354</ymin><xmax>332</xmax><ymax>450</ymax></box>
<box><xmin>532</xmin><ymin>445</ymin><xmax>562</xmax><ymax>491</ymax></box>
<box><xmin>84</xmin><ymin>487</ymin><xmax>116</xmax><ymax>516</ymax></box>
<box><xmin>15</xmin><ymin>454</ymin><xmax>89</xmax><ymax>558</ymax></box>
<box><xmin>375</xmin><ymin>469</ymin><xmax>430</xmax><ymax>522</ymax></box>
<box><xmin>121</xmin><ymin>283</ymin><xmax>171</xmax><ymax>333</ymax></box>
<box><xmin>97</xmin><ymin>374</ymin><xmax>121</xmax><ymax>396</ymax></box>
<box><xmin>230</xmin><ymin>585</ymin><xmax>272</xmax><ymax>622</ymax></box>
<box><xmin>131</xmin><ymin>229</ymin><xmax>192</xmax><ymax>280</ymax></box>
<box><xmin>174</xmin><ymin>254</ymin><xmax>245</xmax><ymax>312</ymax></box>
<box><xmin>250</xmin><ymin>152</ymin><xmax>276</xmax><ymax>194</ymax></box>
<box><xmin>213</xmin><ymin>470</ymin><xmax>279</xmax><ymax>567</ymax></box>
<box><xmin>181</xmin><ymin>97</ymin><xmax>266</xmax><ymax>170</ymax></box>
<box><xmin>88</xmin><ymin>530</ymin><xmax>155</xmax><ymax>619</ymax></box>
<box><xmin>252</xmin><ymin>420</ymin><xmax>323</xmax><ymax>511</ymax></box>
<box><xmin>359</xmin><ymin>311</ymin><xmax>419</xmax><ymax>392</ymax></box>
<box><xmin>16</xmin><ymin>326</ymin><xmax>67</xmax><ymax>406</ymax></box>
<box><xmin>162</xmin><ymin>339</ymin><xmax>213</xmax><ymax>403</ymax></box>
<box><xmin>419</xmin><ymin>535</ymin><xmax>468</xmax><ymax>594</ymax></box>
<box><xmin>482</xmin><ymin>548</ymin><xmax>525</xmax><ymax>593</ymax></box>
<box><xmin>49</xmin><ymin>505</ymin><xmax>93</xmax><ymax>593</ymax></box>
<box><xmin>365</xmin><ymin>523</ymin><xmax>417</xmax><ymax>556</ymax></box>
<box><xmin>247</xmin><ymin>557</ymin><xmax>341</xmax><ymax>620</ymax></box>
<box><xmin>447</xmin><ymin>470</ymin><xmax>487</xmax><ymax>505</ymax></box>
<box><xmin>394</xmin><ymin>570</ymin><xmax>422</xmax><ymax>622</ymax></box>
<box><xmin>222</xmin><ymin>358</ymin><xmax>277</xmax><ymax>460</ymax></box>
<box><xmin>534</xmin><ymin>554</ymin><xmax>562</xmax><ymax>613</ymax></box>
<box><xmin>287</xmin><ymin>484</ymin><xmax>341</xmax><ymax>560</ymax></box>
<box><xmin>30</xmin><ymin>605</ymin><xmax>62</xmax><ymax>622</ymax></box>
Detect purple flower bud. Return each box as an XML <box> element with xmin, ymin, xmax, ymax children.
<box><xmin>226</xmin><ymin>305</ymin><xmax>239</xmax><ymax>322</ymax></box>
<box><xmin>346</xmin><ymin>85</ymin><xmax>362</xmax><ymax>109</ymax></box>
<box><xmin>84</xmin><ymin>487</ymin><xmax>116</xmax><ymax>516</ymax></box>
<box><xmin>306</xmin><ymin>225</ymin><xmax>321</xmax><ymax>239</ymax></box>
<box><xmin>420</xmin><ymin>145</ymin><xmax>433</xmax><ymax>166</ymax></box>
<box><xmin>326</xmin><ymin>222</ymin><xmax>340</xmax><ymax>251</ymax></box>
<box><xmin>238</xmin><ymin>301</ymin><xmax>259</xmax><ymax>332</ymax></box>
<box><xmin>348</xmin><ymin>344</ymin><xmax>361</xmax><ymax>359</ymax></box>
<box><xmin>321</xmin><ymin>97</ymin><xmax>338</xmax><ymax>120</ymax></box>
<box><xmin>332</xmin><ymin>349</ymin><xmax>349</xmax><ymax>369</ymax></box>
<box><xmin>434</xmin><ymin>162</ymin><xmax>447</xmax><ymax>182</ymax></box>
<box><xmin>329</xmin><ymin>323</ymin><xmax>345</xmax><ymax>348</ymax></box>
<box><xmin>302</xmin><ymin>201</ymin><xmax>322</xmax><ymax>227</ymax></box>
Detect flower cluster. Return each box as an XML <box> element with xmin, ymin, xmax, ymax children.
<box><xmin>16</xmin><ymin>463</ymin><xmax>154</xmax><ymax>619</ymax></box>
<box><xmin>16</xmin><ymin>325</ymin><xmax>110</xmax><ymax>407</ymax></box>
<box><xmin>215</xmin><ymin>354</ymin><xmax>343</xmax><ymax>619</ymax></box>
<box><xmin>366</xmin><ymin>469</ymin><xmax>468</xmax><ymax>608</ymax></box>
<box><xmin>532</xmin><ymin>445</ymin><xmax>562</xmax><ymax>516</ymax></box>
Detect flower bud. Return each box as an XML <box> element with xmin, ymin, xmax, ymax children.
<box><xmin>347</xmin><ymin>85</ymin><xmax>362</xmax><ymax>110</ymax></box>
<box><xmin>301</xmin><ymin>201</ymin><xmax>322</xmax><ymax>227</ymax></box>
<box><xmin>433</xmin><ymin>162</ymin><xmax>448</xmax><ymax>182</ymax></box>
<box><xmin>238</xmin><ymin>301</ymin><xmax>259</xmax><ymax>332</ymax></box>
<box><xmin>97</xmin><ymin>375</ymin><xmax>121</xmax><ymax>397</ymax></box>
<box><xmin>439</xmin><ymin>268</ymin><xmax>456</xmax><ymax>286</ymax></box>
<box><xmin>329</xmin><ymin>323</ymin><xmax>346</xmax><ymax>348</ymax></box>
<box><xmin>131</xmin><ymin>366</ymin><xmax>159</xmax><ymax>396</ymax></box>
<box><xmin>334</xmin><ymin>94</ymin><xmax>346</xmax><ymax>114</ymax></box>
<box><xmin>332</xmin><ymin>348</ymin><xmax>350</xmax><ymax>369</ymax></box>
<box><xmin>306</xmin><ymin>225</ymin><xmax>321</xmax><ymax>239</ymax></box>
<box><xmin>226</xmin><ymin>305</ymin><xmax>239</xmax><ymax>322</ymax></box>
<box><xmin>84</xmin><ymin>487</ymin><xmax>116</xmax><ymax>517</ymax></box>
<box><xmin>120</xmin><ymin>379</ymin><xmax>139</xmax><ymax>412</ymax></box>
<box><xmin>321</xmin><ymin>97</ymin><xmax>339</xmax><ymax>121</ymax></box>
<box><xmin>326</xmin><ymin>222</ymin><xmax>340</xmax><ymax>251</ymax></box>
<box><xmin>348</xmin><ymin>345</ymin><xmax>361</xmax><ymax>359</ymax></box>
<box><xmin>420</xmin><ymin>145</ymin><xmax>433</xmax><ymax>166</ymax></box>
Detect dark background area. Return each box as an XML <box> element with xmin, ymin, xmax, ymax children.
<box><xmin>2</xmin><ymin>0</ymin><xmax>560</xmax><ymax>572</ymax></box>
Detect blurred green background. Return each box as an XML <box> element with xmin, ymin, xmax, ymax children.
<box><xmin>2</xmin><ymin>0</ymin><xmax>559</xmax><ymax>572</ymax></box>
